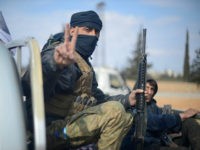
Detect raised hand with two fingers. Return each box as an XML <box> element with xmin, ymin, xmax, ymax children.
<box><xmin>53</xmin><ymin>24</ymin><xmax>78</xmax><ymax>68</ymax></box>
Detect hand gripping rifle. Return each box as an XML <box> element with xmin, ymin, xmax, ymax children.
<box><xmin>132</xmin><ymin>28</ymin><xmax>147</xmax><ymax>150</ymax></box>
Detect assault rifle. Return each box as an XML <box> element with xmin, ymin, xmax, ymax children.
<box><xmin>132</xmin><ymin>28</ymin><xmax>147</xmax><ymax>150</ymax></box>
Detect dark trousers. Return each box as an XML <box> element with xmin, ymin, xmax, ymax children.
<box><xmin>121</xmin><ymin>118</ymin><xmax>200</xmax><ymax>150</ymax></box>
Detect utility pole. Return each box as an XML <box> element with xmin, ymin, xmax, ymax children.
<box><xmin>96</xmin><ymin>2</ymin><xmax>106</xmax><ymax>67</ymax></box>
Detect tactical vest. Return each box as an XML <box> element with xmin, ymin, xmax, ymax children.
<box><xmin>45</xmin><ymin>52</ymin><xmax>96</xmax><ymax>117</ymax></box>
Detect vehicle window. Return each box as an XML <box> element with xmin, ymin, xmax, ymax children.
<box><xmin>109</xmin><ymin>74</ymin><xmax>123</xmax><ymax>89</ymax></box>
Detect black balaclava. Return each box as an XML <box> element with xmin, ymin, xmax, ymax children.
<box><xmin>70</xmin><ymin>10</ymin><xmax>102</xmax><ymax>59</ymax></box>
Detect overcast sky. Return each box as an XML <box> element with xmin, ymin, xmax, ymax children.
<box><xmin>1</xmin><ymin>0</ymin><xmax>200</xmax><ymax>75</ymax></box>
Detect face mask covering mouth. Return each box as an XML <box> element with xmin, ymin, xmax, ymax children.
<box><xmin>75</xmin><ymin>35</ymin><xmax>98</xmax><ymax>59</ymax></box>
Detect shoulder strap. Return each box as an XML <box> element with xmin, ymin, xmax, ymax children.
<box><xmin>74</xmin><ymin>52</ymin><xmax>93</xmax><ymax>96</ymax></box>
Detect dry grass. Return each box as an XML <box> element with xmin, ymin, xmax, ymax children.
<box><xmin>155</xmin><ymin>81</ymin><xmax>200</xmax><ymax>93</ymax></box>
<box><xmin>126</xmin><ymin>80</ymin><xmax>200</xmax><ymax>111</ymax></box>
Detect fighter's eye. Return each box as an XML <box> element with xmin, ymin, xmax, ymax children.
<box><xmin>84</xmin><ymin>27</ymin><xmax>92</xmax><ymax>32</ymax></box>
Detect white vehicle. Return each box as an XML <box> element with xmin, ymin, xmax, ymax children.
<box><xmin>0</xmin><ymin>38</ymin><xmax>46</xmax><ymax>150</ymax></box>
<box><xmin>94</xmin><ymin>67</ymin><xmax>131</xmax><ymax>96</ymax></box>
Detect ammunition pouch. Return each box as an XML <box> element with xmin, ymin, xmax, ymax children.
<box><xmin>73</xmin><ymin>94</ymin><xmax>97</xmax><ymax>114</ymax></box>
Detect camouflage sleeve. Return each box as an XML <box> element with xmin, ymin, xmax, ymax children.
<box><xmin>104</xmin><ymin>94</ymin><xmax>131</xmax><ymax>111</ymax></box>
<box><xmin>93</xmin><ymin>89</ymin><xmax>131</xmax><ymax>111</ymax></box>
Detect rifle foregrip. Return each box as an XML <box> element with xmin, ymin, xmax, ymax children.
<box><xmin>136</xmin><ymin>57</ymin><xmax>147</xmax><ymax>112</ymax></box>
<box><xmin>136</xmin><ymin>93</ymin><xmax>145</xmax><ymax>112</ymax></box>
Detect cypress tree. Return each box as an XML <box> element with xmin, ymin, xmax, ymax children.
<box><xmin>183</xmin><ymin>29</ymin><xmax>190</xmax><ymax>81</ymax></box>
